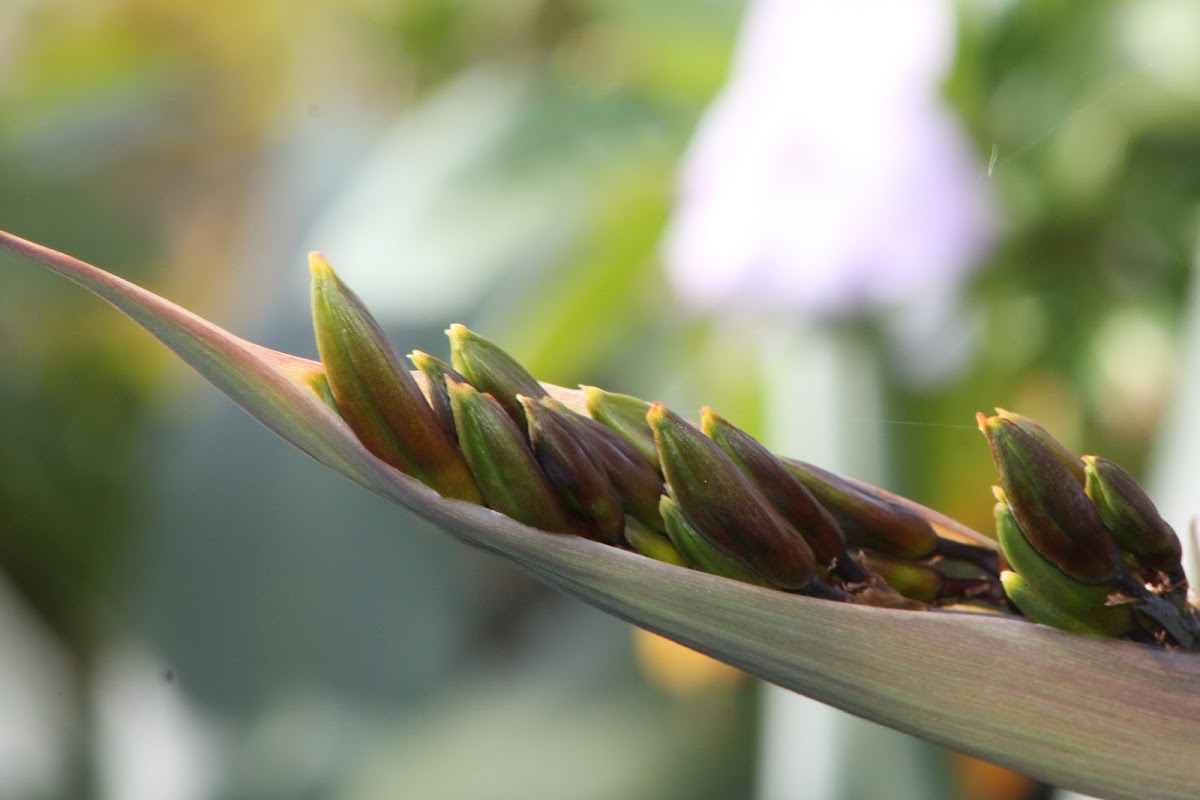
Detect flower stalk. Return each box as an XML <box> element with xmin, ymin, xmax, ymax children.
<box><xmin>5</xmin><ymin>230</ymin><xmax>1200</xmax><ymax>800</ymax></box>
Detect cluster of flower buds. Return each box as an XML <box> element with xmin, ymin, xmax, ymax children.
<box><xmin>978</xmin><ymin>410</ymin><xmax>1199</xmax><ymax>649</ymax></box>
<box><xmin>308</xmin><ymin>253</ymin><xmax>1004</xmax><ymax>610</ymax></box>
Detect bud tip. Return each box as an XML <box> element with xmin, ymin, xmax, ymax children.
<box><xmin>308</xmin><ymin>251</ymin><xmax>335</xmax><ymax>278</ymax></box>
<box><xmin>975</xmin><ymin>411</ymin><xmax>994</xmax><ymax>435</ymax></box>
<box><xmin>446</xmin><ymin>322</ymin><xmax>469</xmax><ymax>344</ymax></box>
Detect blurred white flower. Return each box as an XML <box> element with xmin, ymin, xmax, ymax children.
<box><xmin>664</xmin><ymin>0</ymin><xmax>993</xmax><ymax>321</ymax></box>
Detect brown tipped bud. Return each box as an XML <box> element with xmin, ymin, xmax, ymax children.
<box><xmin>648</xmin><ymin>404</ymin><xmax>816</xmax><ymax>590</ymax></box>
<box><xmin>560</xmin><ymin>410</ymin><xmax>665</xmax><ymax>532</ymax></box>
<box><xmin>1083</xmin><ymin>456</ymin><xmax>1183</xmax><ymax>574</ymax></box>
<box><xmin>582</xmin><ymin>385</ymin><xmax>660</xmax><ymax>470</ymax></box>
<box><xmin>447</xmin><ymin>324</ymin><xmax>546</xmax><ymax>426</ymax></box>
<box><xmin>658</xmin><ymin>496</ymin><xmax>770</xmax><ymax>586</ymax></box>
<box><xmin>309</xmin><ymin>254</ymin><xmax>481</xmax><ymax>503</ymax></box>
<box><xmin>701</xmin><ymin>408</ymin><xmax>869</xmax><ymax>583</ymax></box>
<box><xmin>521</xmin><ymin>396</ymin><xmax>624</xmax><ymax>544</ymax></box>
<box><xmin>992</xmin><ymin>487</ymin><xmax>1129</xmax><ymax>632</ymax></box>
<box><xmin>447</xmin><ymin>379</ymin><xmax>575</xmax><ymax>533</ymax></box>
<box><xmin>978</xmin><ymin>413</ymin><xmax>1119</xmax><ymax>584</ymax></box>
<box><xmin>782</xmin><ymin>459</ymin><xmax>939</xmax><ymax>561</ymax></box>
<box><xmin>995</xmin><ymin>408</ymin><xmax>1086</xmax><ymax>486</ymax></box>
<box><xmin>409</xmin><ymin>350</ymin><xmax>464</xmax><ymax>444</ymax></box>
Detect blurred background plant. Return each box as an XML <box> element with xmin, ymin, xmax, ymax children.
<box><xmin>1</xmin><ymin>1</ymin><xmax>1198</xmax><ymax>798</ymax></box>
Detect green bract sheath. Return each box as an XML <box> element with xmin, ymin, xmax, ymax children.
<box><xmin>447</xmin><ymin>379</ymin><xmax>575</xmax><ymax>533</ymax></box>
<box><xmin>581</xmin><ymin>385</ymin><xmax>659</xmax><ymax>469</ymax></box>
<box><xmin>977</xmin><ymin>413</ymin><xmax>1119</xmax><ymax>585</ymax></box>
<box><xmin>1083</xmin><ymin>455</ymin><xmax>1184</xmax><ymax>574</ymax></box>
<box><xmin>521</xmin><ymin>396</ymin><xmax>625</xmax><ymax>544</ymax></box>
<box><xmin>702</xmin><ymin>408</ymin><xmax>869</xmax><ymax>582</ymax></box>
<box><xmin>648</xmin><ymin>403</ymin><xmax>816</xmax><ymax>590</ymax></box>
<box><xmin>448</xmin><ymin>323</ymin><xmax>547</xmax><ymax>426</ymax></box>
<box><xmin>309</xmin><ymin>254</ymin><xmax>482</xmax><ymax>503</ymax></box>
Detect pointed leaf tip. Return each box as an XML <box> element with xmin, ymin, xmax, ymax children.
<box><xmin>0</xmin><ymin>229</ymin><xmax>385</xmax><ymax>486</ymax></box>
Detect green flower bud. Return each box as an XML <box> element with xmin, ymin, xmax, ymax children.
<box><xmin>408</xmin><ymin>350</ymin><xmax>463</xmax><ymax>445</ymax></box>
<box><xmin>701</xmin><ymin>408</ymin><xmax>869</xmax><ymax>583</ymax></box>
<box><xmin>581</xmin><ymin>385</ymin><xmax>659</xmax><ymax>469</ymax></box>
<box><xmin>1000</xmin><ymin>571</ymin><xmax>1109</xmax><ymax>637</ymax></box>
<box><xmin>1083</xmin><ymin>456</ymin><xmax>1183</xmax><ymax>575</ymax></box>
<box><xmin>858</xmin><ymin>552</ymin><xmax>942</xmax><ymax>604</ymax></box>
<box><xmin>658</xmin><ymin>495</ymin><xmax>770</xmax><ymax>586</ymax></box>
<box><xmin>993</xmin><ymin>487</ymin><xmax>1131</xmax><ymax>636</ymax></box>
<box><xmin>309</xmin><ymin>254</ymin><xmax>481</xmax><ymax>503</ymax></box>
<box><xmin>648</xmin><ymin>403</ymin><xmax>816</xmax><ymax>590</ymax></box>
<box><xmin>624</xmin><ymin>515</ymin><xmax>687</xmax><ymax>567</ymax></box>
<box><xmin>782</xmin><ymin>459</ymin><xmax>939</xmax><ymax>561</ymax></box>
<box><xmin>447</xmin><ymin>378</ymin><xmax>575</xmax><ymax>533</ymax></box>
<box><xmin>447</xmin><ymin>323</ymin><xmax>546</xmax><ymax>426</ymax></box>
<box><xmin>995</xmin><ymin>408</ymin><xmax>1086</xmax><ymax>486</ymax></box>
<box><xmin>521</xmin><ymin>396</ymin><xmax>625</xmax><ymax>544</ymax></box>
<box><xmin>858</xmin><ymin>551</ymin><xmax>999</xmax><ymax>606</ymax></box>
<box><xmin>977</xmin><ymin>412</ymin><xmax>1119</xmax><ymax>584</ymax></box>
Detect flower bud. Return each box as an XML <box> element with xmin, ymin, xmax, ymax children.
<box><xmin>447</xmin><ymin>378</ymin><xmax>575</xmax><ymax>533</ymax></box>
<box><xmin>1000</xmin><ymin>571</ymin><xmax>1109</xmax><ymax>637</ymax></box>
<box><xmin>624</xmin><ymin>515</ymin><xmax>687</xmax><ymax>567</ymax></box>
<box><xmin>995</xmin><ymin>408</ymin><xmax>1086</xmax><ymax>486</ymax></box>
<box><xmin>782</xmin><ymin>459</ymin><xmax>939</xmax><ymax>561</ymax></box>
<box><xmin>408</xmin><ymin>350</ymin><xmax>463</xmax><ymax>444</ymax></box>
<box><xmin>658</xmin><ymin>496</ymin><xmax>770</xmax><ymax>586</ymax></box>
<box><xmin>701</xmin><ymin>408</ymin><xmax>869</xmax><ymax>582</ymax></box>
<box><xmin>1083</xmin><ymin>456</ymin><xmax>1183</xmax><ymax>574</ymax></box>
<box><xmin>977</xmin><ymin>412</ymin><xmax>1119</xmax><ymax>584</ymax></box>
<box><xmin>993</xmin><ymin>487</ymin><xmax>1131</xmax><ymax>635</ymax></box>
<box><xmin>521</xmin><ymin>396</ymin><xmax>624</xmax><ymax>544</ymax></box>
<box><xmin>858</xmin><ymin>552</ymin><xmax>942</xmax><ymax>604</ymax></box>
<box><xmin>648</xmin><ymin>403</ymin><xmax>815</xmax><ymax>590</ymax></box>
<box><xmin>447</xmin><ymin>323</ymin><xmax>546</xmax><ymax>426</ymax></box>
<box><xmin>309</xmin><ymin>254</ymin><xmax>481</xmax><ymax>503</ymax></box>
<box><xmin>581</xmin><ymin>385</ymin><xmax>659</xmax><ymax>469</ymax></box>
<box><xmin>562</xmin><ymin>409</ymin><xmax>665</xmax><ymax>532</ymax></box>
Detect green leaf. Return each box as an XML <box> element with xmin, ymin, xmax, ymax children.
<box><xmin>3</xmin><ymin>230</ymin><xmax>1198</xmax><ymax>800</ymax></box>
